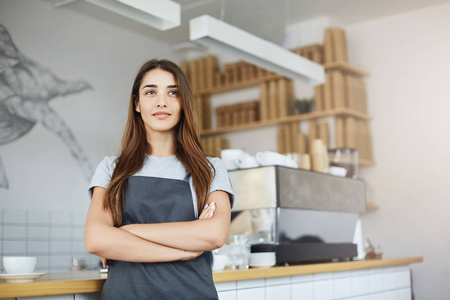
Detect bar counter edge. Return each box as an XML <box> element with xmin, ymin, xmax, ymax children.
<box><xmin>0</xmin><ymin>257</ymin><xmax>423</xmax><ymax>299</ymax></box>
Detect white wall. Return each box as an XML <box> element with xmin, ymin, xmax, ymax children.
<box><xmin>345</xmin><ymin>3</ymin><xmax>450</xmax><ymax>299</ymax></box>
<box><xmin>0</xmin><ymin>0</ymin><xmax>183</xmax><ymax>271</ymax></box>
<box><xmin>0</xmin><ymin>0</ymin><xmax>181</xmax><ymax>212</ymax></box>
<box><xmin>209</xmin><ymin>4</ymin><xmax>450</xmax><ymax>298</ymax></box>
<box><xmin>1</xmin><ymin>0</ymin><xmax>449</xmax><ymax>295</ymax></box>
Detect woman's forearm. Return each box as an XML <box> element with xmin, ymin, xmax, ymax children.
<box><xmin>121</xmin><ymin>191</ymin><xmax>231</xmax><ymax>251</ymax></box>
<box><xmin>122</xmin><ymin>219</ymin><xmax>223</xmax><ymax>251</ymax></box>
<box><xmin>85</xmin><ymin>187</ymin><xmax>201</xmax><ymax>263</ymax></box>
<box><xmin>85</xmin><ymin>223</ymin><xmax>200</xmax><ymax>262</ymax></box>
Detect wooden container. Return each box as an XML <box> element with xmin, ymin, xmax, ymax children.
<box><xmin>318</xmin><ymin>122</ymin><xmax>330</xmax><ymax>149</ymax></box>
<box><xmin>268</xmin><ymin>80</ymin><xmax>278</xmax><ymax>120</ymax></box>
<box><xmin>296</xmin><ymin>131</ymin><xmax>307</xmax><ymax>154</ymax></box>
<box><xmin>259</xmin><ymin>83</ymin><xmax>269</xmax><ymax>121</ymax></box>
<box><xmin>277</xmin><ymin>126</ymin><xmax>286</xmax><ymax>154</ymax></box>
<box><xmin>311</xmin><ymin>139</ymin><xmax>325</xmax><ymax>172</ymax></box>
<box><xmin>277</xmin><ymin>79</ymin><xmax>288</xmax><ymax>118</ymax></box>
<box><xmin>308</xmin><ymin>120</ymin><xmax>318</xmax><ymax>153</ymax></box>
<box><xmin>314</xmin><ymin>85</ymin><xmax>324</xmax><ymax>111</ymax></box>
<box><xmin>335</xmin><ymin>117</ymin><xmax>345</xmax><ymax>148</ymax></box>
<box><xmin>216</xmin><ymin>107</ymin><xmax>225</xmax><ymax>128</ymax></box>
<box><xmin>324</xmin><ymin>28</ymin><xmax>335</xmax><ymax>63</ymax></box>
<box><xmin>345</xmin><ymin>117</ymin><xmax>356</xmax><ymax>148</ymax></box>
<box><xmin>301</xmin><ymin>154</ymin><xmax>311</xmax><ymax>170</ymax></box>
<box><xmin>345</xmin><ymin>75</ymin><xmax>354</xmax><ymax>110</ymax></box>
<box><xmin>323</xmin><ymin>72</ymin><xmax>333</xmax><ymax>110</ymax></box>
<box><xmin>332</xmin><ymin>71</ymin><xmax>345</xmax><ymax>109</ymax></box>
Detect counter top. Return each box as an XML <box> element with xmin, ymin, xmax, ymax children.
<box><xmin>0</xmin><ymin>257</ymin><xmax>423</xmax><ymax>299</ymax></box>
<box><xmin>213</xmin><ymin>256</ymin><xmax>423</xmax><ymax>282</ymax></box>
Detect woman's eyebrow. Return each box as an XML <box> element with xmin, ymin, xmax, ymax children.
<box><xmin>142</xmin><ymin>84</ymin><xmax>178</xmax><ymax>89</ymax></box>
<box><xmin>142</xmin><ymin>84</ymin><xmax>157</xmax><ymax>89</ymax></box>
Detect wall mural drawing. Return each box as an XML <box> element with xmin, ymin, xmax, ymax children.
<box><xmin>0</xmin><ymin>24</ymin><xmax>94</xmax><ymax>189</ymax></box>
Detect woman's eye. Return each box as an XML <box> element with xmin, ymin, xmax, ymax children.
<box><xmin>169</xmin><ymin>90</ymin><xmax>178</xmax><ymax>96</ymax></box>
<box><xmin>145</xmin><ymin>90</ymin><xmax>155</xmax><ymax>95</ymax></box>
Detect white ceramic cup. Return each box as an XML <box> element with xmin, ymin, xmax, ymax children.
<box><xmin>3</xmin><ymin>256</ymin><xmax>37</xmax><ymax>274</ymax></box>
<box><xmin>235</xmin><ymin>154</ymin><xmax>259</xmax><ymax>169</ymax></box>
<box><xmin>286</xmin><ymin>153</ymin><xmax>301</xmax><ymax>168</ymax></box>
<box><xmin>256</xmin><ymin>151</ymin><xmax>289</xmax><ymax>167</ymax></box>
<box><xmin>329</xmin><ymin>166</ymin><xmax>347</xmax><ymax>177</ymax></box>
<box><xmin>221</xmin><ymin>149</ymin><xmax>246</xmax><ymax>170</ymax></box>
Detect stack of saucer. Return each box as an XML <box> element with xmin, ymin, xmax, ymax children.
<box><xmin>249</xmin><ymin>252</ymin><xmax>276</xmax><ymax>268</ymax></box>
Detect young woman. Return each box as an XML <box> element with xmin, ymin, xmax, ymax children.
<box><xmin>84</xmin><ymin>59</ymin><xmax>234</xmax><ymax>299</ymax></box>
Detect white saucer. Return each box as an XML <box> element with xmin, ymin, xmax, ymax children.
<box><xmin>0</xmin><ymin>273</ymin><xmax>45</xmax><ymax>283</ymax></box>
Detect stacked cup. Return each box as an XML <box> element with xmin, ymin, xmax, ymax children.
<box><xmin>220</xmin><ymin>149</ymin><xmax>259</xmax><ymax>170</ymax></box>
<box><xmin>249</xmin><ymin>252</ymin><xmax>276</xmax><ymax>268</ymax></box>
<box><xmin>249</xmin><ymin>244</ymin><xmax>277</xmax><ymax>268</ymax></box>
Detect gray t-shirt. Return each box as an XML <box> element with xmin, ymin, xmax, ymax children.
<box><xmin>89</xmin><ymin>155</ymin><xmax>234</xmax><ymax>217</ymax></box>
<box><xmin>90</xmin><ymin>155</ymin><xmax>233</xmax><ymax>299</ymax></box>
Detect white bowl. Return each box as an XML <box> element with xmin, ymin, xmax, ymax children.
<box><xmin>3</xmin><ymin>256</ymin><xmax>37</xmax><ymax>274</ymax></box>
<box><xmin>212</xmin><ymin>254</ymin><xmax>228</xmax><ymax>272</ymax></box>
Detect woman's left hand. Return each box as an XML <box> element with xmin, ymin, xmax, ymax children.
<box><xmin>199</xmin><ymin>202</ymin><xmax>216</xmax><ymax>220</ymax></box>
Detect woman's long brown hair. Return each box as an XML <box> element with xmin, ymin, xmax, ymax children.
<box><xmin>104</xmin><ymin>59</ymin><xmax>214</xmax><ymax>227</ymax></box>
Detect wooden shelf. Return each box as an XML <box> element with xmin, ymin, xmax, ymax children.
<box><xmin>193</xmin><ymin>73</ymin><xmax>284</xmax><ymax>96</ymax></box>
<box><xmin>193</xmin><ymin>62</ymin><xmax>369</xmax><ymax>97</ymax></box>
<box><xmin>200</xmin><ymin>108</ymin><xmax>372</xmax><ymax>136</ymax></box>
<box><xmin>324</xmin><ymin>61</ymin><xmax>370</xmax><ymax>77</ymax></box>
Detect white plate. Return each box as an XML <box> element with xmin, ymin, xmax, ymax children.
<box><xmin>250</xmin><ymin>259</ymin><xmax>276</xmax><ymax>263</ymax></box>
<box><xmin>250</xmin><ymin>256</ymin><xmax>276</xmax><ymax>260</ymax></box>
<box><xmin>0</xmin><ymin>273</ymin><xmax>45</xmax><ymax>283</ymax></box>
<box><xmin>250</xmin><ymin>253</ymin><xmax>276</xmax><ymax>258</ymax></box>
<box><xmin>250</xmin><ymin>254</ymin><xmax>275</xmax><ymax>258</ymax></box>
<box><xmin>250</xmin><ymin>257</ymin><xmax>276</xmax><ymax>261</ymax></box>
<box><xmin>250</xmin><ymin>261</ymin><xmax>276</xmax><ymax>265</ymax></box>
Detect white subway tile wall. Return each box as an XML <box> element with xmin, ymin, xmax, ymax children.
<box><xmin>0</xmin><ymin>209</ymin><xmax>98</xmax><ymax>273</ymax></box>
<box><xmin>215</xmin><ymin>266</ymin><xmax>413</xmax><ymax>300</ymax></box>
<box><xmin>216</xmin><ymin>281</ymin><xmax>238</xmax><ymax>292</ymax></box>
<box><xmin>266</xmin><ymin>284</ymin><xmax>292</xmax><ymax>300</ymax></box>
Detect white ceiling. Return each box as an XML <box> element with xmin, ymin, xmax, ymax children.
<box><xmin>53</xmin><ymin>0</ymin><xmax>450</xmax><ymax>47</ymax></box>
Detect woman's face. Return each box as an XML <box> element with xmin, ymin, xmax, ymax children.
<box><xmin>135</xmin><ymin>69</ymin><xmax>182</xmax><ymax>136</ymax></box>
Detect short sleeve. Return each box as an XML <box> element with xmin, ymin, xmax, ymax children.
<box><xmin>88</xmin><ymin>156</ymin><xmax>117</xmax><ymax>198</ymax></box>
<box><xmin>208</xmin><ymin>157</ymin><xmax>235</xmax><ymax>208</ymax></box>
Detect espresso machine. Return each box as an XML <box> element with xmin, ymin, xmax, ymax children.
<box><xmin>228</xmin><ymin>166</ymin><xmax>366</xmax><ymax>265</ymax></box>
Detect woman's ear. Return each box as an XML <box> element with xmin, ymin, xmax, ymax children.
<box><xmin>135</xmin><ymin>100</ymin><xmax>141</xmax><ymax>113</ymax></box>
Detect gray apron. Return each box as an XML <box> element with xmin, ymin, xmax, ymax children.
<box><xmin>101</xmin><ymin>176</ymin><xmax>218</xmax><ymax>300</ymax></box>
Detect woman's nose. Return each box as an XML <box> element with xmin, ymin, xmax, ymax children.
<box><xmin>156</xmin><ymin>95</ymin><xmax>167</xmax><ymax>108</ymax></box>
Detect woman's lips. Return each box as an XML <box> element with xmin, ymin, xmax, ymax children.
<box><xmin>153</xmin><ymin>112</ymin><xmax>171</xmax><ymax>120</ymax></box>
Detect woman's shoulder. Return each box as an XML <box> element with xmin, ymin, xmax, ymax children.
<box><xmin>99</xmin><ymin>155</ymin><xmax>119</xmax><ymax>168</ymax></box>
<box><xmin>94</xmin><ymin>155</ymin><xmax>119</xmax><ymax>175</ymax></box>
<box><xmin>89</xmin><ymin>155</ymin><xmax>119</xmax><ymax>195</ymax></box>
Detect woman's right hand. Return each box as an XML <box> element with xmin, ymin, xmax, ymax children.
<box><xmin>100</xmin><ymin>257</ymin><xmax>109</xmax><ymax>268</ymax></box>
<box><xmin>199</xmin><ymin>202</ymin><xmax>216</xmax><ymax>220</ymax></box>
<box><xmin>180</xmin><ymin>250</ymin><xmax>204</xmax><ymax>261</ymax></box>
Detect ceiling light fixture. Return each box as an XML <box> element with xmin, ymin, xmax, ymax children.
<box><xmin>84</xmin><ymin>0</ymin><xmax>180</xmax><ymax>31</ymax></box>
<box><xmin>189</xmin><ymin>15</ymin><xmax>324</xmax><ymax>85</ymax></box>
